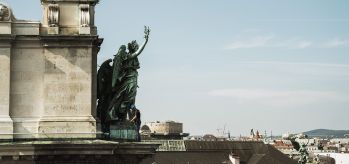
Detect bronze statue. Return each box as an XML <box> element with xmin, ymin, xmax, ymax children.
<box><xmin>97</xmin><ymin>26</ymin><xmax>150</xmax><ymax>136</ymax></box>
<box><xmin>97</xmin><ymin>59</ymin><xmax>113</xmax><ymax>133</ymax></box>
<box><xmin>288</xmin><ymin>135</ymin><xmax>310</xmax><ymax>164</ymax></box>
<box><xmin>298</xmin><ymin>143</ymin><xmax>309</xmax><ymax>164</ymax></box>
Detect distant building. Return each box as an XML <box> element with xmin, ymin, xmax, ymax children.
<box><xmin>249</xmin><ymin>129</ymin><xmax>264</xmax><ymax>141</ymax></box>
<box><xmin>272</xmin><ymin>140</ymin><xmax>294</xmax><ymax>150</ymax></box>
<box><xmin>147</xmin><ymin>121</ymin><xmax>183</xmax><ymax>134</ymax></box>
<box><xmin>200</xmin><ymin>134</ymin><xmax>229</xmax><ymax>141</ymax></box>
<box><xmin>141</xmin><ymin>121</ymin><xmax>189</xmax><ymax>140</ymax></box>
<box><xmin>330</xmin><ymin>138</ymin><xmax>349</xmax><ymax>144</ymax></box>
<box><xmin>187</xmin><ymin>135</ymin><xmax>203</xmax><ymax>141</ymax></box>
<box><xmin>295</xmin><ymin>138</ymin><xmax>316</xmax><ymax>145</ymax></box>
<box><xmin>202</xmin><ymin>134</ymin><xmax>217</xmax><ymax>141</ymax></box>
<box><xmin>272</xmin><ymin>140</ymin><xmax>296</xmax><ymax>155</ymax></box>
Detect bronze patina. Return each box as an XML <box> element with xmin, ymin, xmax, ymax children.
<box><xmin>97</xmin><ymin>26</ymin><xmax>150</xmax><ymax>140</ymax></box>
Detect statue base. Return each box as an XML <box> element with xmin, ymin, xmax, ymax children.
<box><xmin>109</xmin><ymin>121</ymin><xmax>138</xmax><ymax>141</ymax></box>
<box><xmin>0</xmin><ymin>117</ymin><xmax>13</xmax><ymax>140</ymax></box>
<box><xmin>0</xmin><ymin>140</ymin><xmax>159</xmax><ymax>164</ymax></box>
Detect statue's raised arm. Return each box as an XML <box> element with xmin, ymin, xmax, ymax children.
<box><xmin>98</xmin><ymin>26</ymin><xmax>151</xmax><ymax>140</ymax></box>
<box><xmin>130</xmin><ymin>26</ymin><xmax>150</xmax><ymax>58</ymax></box>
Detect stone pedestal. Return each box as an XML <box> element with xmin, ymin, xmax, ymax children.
<box><xmin>0</xmin><ymin>0</ymin><xmax>102</xmax><ymax>140</ymax></box>
<box><xmin>38</xmin><ymin>116</ymin><xmax>96</xmax><ymax>139</ymax></box>
<box><xmin>110</xmin><ymin>122</ymin><xmax>137</xmax><ymax>141</ymax></box>
<box><xmin>0</xmin><ymin>117</ymin><xmax>12</xmax><ymax>140</ymax></box>
<box><xmin>0</xmin><ymin>140</ymin><xmax>159</xmax><ymax>164</ymax></box>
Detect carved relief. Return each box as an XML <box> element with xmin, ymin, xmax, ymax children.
<box><xmin>80</xmin><ymin>4</ymin><xmax>90</xmax><ymax>27</ymax></box>
<box><xmin>0</xmin><ymin>4</ymin><xmax>11</xmax><ymax>21</ymax></box>
<box><xmin>48</xmin><ymin>4</ymin><xmax>59</xmax><ymax>27</ymax></box>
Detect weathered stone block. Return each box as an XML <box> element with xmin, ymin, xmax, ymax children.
<box><xmin>0</xmin><ymin>117</ymin><xmax>13</xmax><ymax>140</ymax></box>
<box><xmin>79</xmin><ymin>27</ymin><xmax>91</xmax><ymax>35</ymax></box>
<box><xmin>13</xmin><ymin>22</ymin><xmax>40</xmax><ymax>35</ymax></box>
<box><xmin>10</xmin><ymin>104</ymin><xmax>35</xmax><ymax>117</ymax></box>
<box><xmin>38</xmin><ymin>116</ymin><xmax>96</xmax><ymax>139</ymax></box>
<box><xmin>0</xmin><ymin>22</ymin><xmax>11</xmax><ymax>34</ymax></box>
<box><xmin>47</xmin><ymin>27</ymin><xmax>59</xmax><ymax>35</ymax></box>
<box><xmin>12</xmin><ymin>118</ymin><xmax>40</xmax><ymax>139</ymax></box>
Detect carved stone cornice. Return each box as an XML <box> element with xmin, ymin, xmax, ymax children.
<box><xmin>41</xmin><ymin>0</ymin><xmax>100</xmax><ymax>5</ymax></box>
<box><xmin>0</xmin><ymin>35</ymin><xmax>16</xmax><ymax>47</ymax></box>
<box><xmin>0</xmin><ymin>141</ymin><xmax>158</xmax><ymax>163</ymax></box>
<box><xmin>40</xmin><ymin>35</ymin><xmax>101</xmax><ymax>48</ymax></box>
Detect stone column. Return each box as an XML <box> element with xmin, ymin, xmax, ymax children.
<box><xmin>10</xmin><ymin>37</ymin><xmax>44</xmax><ymax>139</ymax></box>
<box><xmin>36</xmin><ymin>0</ymin><xmax>100</xmax><ymax>139</ymax></box>
<box><xmin>0</xmin><ymin>22</ymin><xmax>14</xmax><ymax>140</ymax></box>
<box><xmin>38</xmin><ymin>37</ymin><xmax>98</xmax><ymax>139</ymax></box>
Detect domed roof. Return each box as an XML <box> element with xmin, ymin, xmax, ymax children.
<box><xmin>141</xmin><ymin>125</ymin><xmax>151</xmax><ymax>131</ymax></box>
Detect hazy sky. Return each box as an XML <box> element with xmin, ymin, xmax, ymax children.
<box><xmin>6</xmin><ymin>0</ymin><xmax>349</xmax><ymax>136</ymax></box>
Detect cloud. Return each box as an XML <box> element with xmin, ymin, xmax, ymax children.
<box><xmin>323</xmin><ymin>38</ymin><xmax>349</xmax><ymax>48</ymax></box>
<box><xmin>225</xmin><ymin>35</ymin><xmax>274</xmax><ymax>50</ymax></box>
<box><xmin>208</xmin><ymin>89</ymin><xmax>348</xmax><ymax>107</ymax></box>
<box><xmin>225</xmin><ymin>30</ymin><xmax>349</xmax><ymax>50</ymax></box>
<box><xmin>254</xmin><ymin>19</ymin><xmax>349</xmax><ymax>22</ymax></box>
<box><xmin>234</xmin><ymin>61</ymin><xmax>349</xmax><ymax>68</ymax></box>
<box><xmin>225</xmin><ymin>35</ymin><xmax>313</xmax><ymax>50</ymax></box>
<box><xmin>296</xmin><ymin>41</ymin><xmax>313</xmax><ymax>49</ymax></box>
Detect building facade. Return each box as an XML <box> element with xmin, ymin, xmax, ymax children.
<box><xmin>0</xmin><ymin>0</ymin><xmax>102</xmax><ymax>140</ymax></box>
<box><xmin>145</xmin><ymin>121</ymin><xmax>183</xmax><ymax>134</ymax></box>
<box><xmin>141</xmin><ymin>121</ymin><xmax>189</xmax><ymax>140</ymax></box>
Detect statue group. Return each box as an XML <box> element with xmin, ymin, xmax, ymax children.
<box><xmin>97</xmin><ymin>26</ymin><xmax>150</xmax><ymax>141</ymax></box>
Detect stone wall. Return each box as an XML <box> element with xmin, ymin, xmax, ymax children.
<box><xmin>0</xmin><ymin>0</ymin><xmax>102</xmax><ymax>140</ymax></box>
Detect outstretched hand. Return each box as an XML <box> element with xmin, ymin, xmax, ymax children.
<box><xmin>144</xmin><ymin>26</ymin><xmax>151</xmax><ymax>40</ymax></box>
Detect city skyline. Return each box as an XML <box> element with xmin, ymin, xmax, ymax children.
<box><xmin>7</xmin><ymin>0</ymin><xmax>349</xmax><ymax>136</ymax></box>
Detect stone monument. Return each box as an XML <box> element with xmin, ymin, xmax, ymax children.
<box><xmin>0</xmin><ymin>0</ymin><xmax>101</xmax><ymax>140</ymax></box>
<box><xmin>0</xmin><ymin>1</ymin><xmax>159</xmax><ymax>163</ymax></box>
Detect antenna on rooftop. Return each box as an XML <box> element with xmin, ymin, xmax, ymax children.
<box><xmin>216</xmin><ymin>128</ymin><xmax>222</xmax><ymax>135</ymax></box>
<box><xmin>223</xmin><ymin>124</ymin><xmax>226</xmax><ymax>135</ymax></box>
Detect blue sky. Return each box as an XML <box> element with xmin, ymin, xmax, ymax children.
<box><xmin>6</xmin><ymin>0</ymin><xmax>349</xmax><ymax>136</ymax></box>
